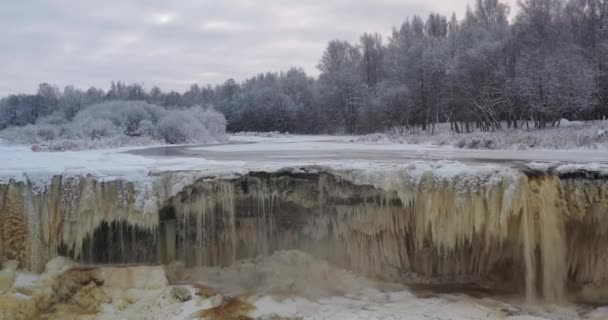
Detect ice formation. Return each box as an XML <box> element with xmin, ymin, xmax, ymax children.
<box><xmin>0</xmin><ymin>176</ymin><xmax>160</xmax><ymax>271</ymax></box>
<box><xmin>0</xmin><ymin>164</ymin><xmax>607</xmax><ymax>306</ymax></box>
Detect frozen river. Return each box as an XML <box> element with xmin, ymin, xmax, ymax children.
<box><xmin>129</xmin><ymin>135</ymin><xmax>608</xmax><ymax>165</ymax></box>
<box><xmin>2</xmin><ymin>134</ymin><xmax>607</xmax><ymax>185</ymax></box>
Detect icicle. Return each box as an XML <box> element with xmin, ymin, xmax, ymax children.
<box><xmin>1</xmin><ymin>169</ymin><xmax>608</xmax><ymax>304</ymax></box>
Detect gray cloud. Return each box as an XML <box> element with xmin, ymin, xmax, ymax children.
<box><xmin>0</xmin><ymin>0</ymin><xmax>518</xmax><ymax>95</ymax></box>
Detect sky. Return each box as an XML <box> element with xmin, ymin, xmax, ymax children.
<box><xmin>0</xmin><ymin>0</ymin><xmax>519</xmax><ymax>96</ymax></box>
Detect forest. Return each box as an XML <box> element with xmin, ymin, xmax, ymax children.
<box><xmin>1</xmin><ymin>0</ymin><xmax>607</xmax><ymax>136</ymax></box>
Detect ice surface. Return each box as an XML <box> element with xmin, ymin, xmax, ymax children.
<box><xmin>0</xmin><ymin>144</ymin><xmax>243</xmax><ymax>186</ymax></box>
<box><xmin>2</xmin><ymin>135</ymin><xmax>607</xmax><ymax>189</ymax></box>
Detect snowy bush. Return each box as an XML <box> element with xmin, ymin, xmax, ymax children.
<box><xmin>73</xmin><ymin>117</ymin><xmax>117</xmax><ymax>140</ymax></box>
<box><xmin>190</xmin><ymin>106</ymin><xmax>228</xmax><ymax>139</ymax></box>
<box><xmin>358</xmin><ymin>120</ymin><xmax>608</xmax><ymax>150</ymax></box>
<box><xmin>0</xmin><ymin>100</ymin><xmax>227</xmax><ymax>151</ymax></box>
<box><xmin>158</xmin><ymin>113</ymin><xmax>192</xmax><ymax>144</ymax></box>
<box><xmin>37</xmin><ymin>111</ymin><xmax>68</xmax><ymax>126</ymax></box>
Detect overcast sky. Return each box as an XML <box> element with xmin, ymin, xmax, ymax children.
<box><xmin>0</xmin><ymin>0</ymin><xmax>519</xmax><ymax>96</ymax></box>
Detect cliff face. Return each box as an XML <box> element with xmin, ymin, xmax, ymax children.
<box><xmin>1</xmin><ymin>168</ymin><xmax>607</xmax><ymax>303</ymax></box>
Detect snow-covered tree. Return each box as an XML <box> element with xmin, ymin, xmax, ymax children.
<box><xmin>0</xmin><ymin>0</ymin><xmax>606</xmax><ymax>135</ymax></box>
<box><xmin>318</xmin><ymin>40</ymin><xmax>366</xmax><ymax>133</ymax></box>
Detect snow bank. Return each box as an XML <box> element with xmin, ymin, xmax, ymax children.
<box><xmin>359</xmin><ymin>120</ymin><xmax>608</xmax><ymax>150</ymax></box>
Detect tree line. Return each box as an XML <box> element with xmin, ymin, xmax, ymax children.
<box><xmin>1</xmin><ymin>0</ymin><xmax>607</xmax><ymax>134</ymax></box>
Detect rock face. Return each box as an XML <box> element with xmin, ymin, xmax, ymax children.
<box><xmin>1</xmin><ymin>167</ymin><xmax>607</xmax><ymax>303</ymax></box>
<box><xmin>0</xmin><ymin>293</ymin><xmax>37</xmax><ymax>320</ymax></box>
<box><xmin>0</xmin><ymin>185</ymin><xmax>28</xmax><ymax>268</ymax></box>
<box><xmin>52</xmin><ymin>265</ymin><xmax>168</xmax><ymax>313</ymax></box>
<box><xmin>0</xmin><ymin>258</ymin><xmax>171</xmax><ymax>320</ymax></box>
<box><xmin>0</xmin><ymin>261</ymin><xmax>18</xmax><ymax>294</ymax></box>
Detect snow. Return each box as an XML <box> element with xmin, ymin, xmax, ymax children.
<box><xmin>246</xmin><ymin>289</ymin><xmax>594</xmax><ymax>320</ymax></box>
<box><xmin>0</xmin><ymin>136</ymin><xmax>608</xmax><ymax>181</ymax></box>
<box><xmin>12</xmin><ymin>273</ymin><xmax>40</xmax><ymax>289</ymax></box>
<box><xmin>0</xmin><ymin>144</ymin><xmax>243</xmax><ymax>186</ymax></box>
<box><xmin>357</xmin><ymin>120</ymin><xmax>608</xmax><ymax>151</ymax></box>
<box><xmin>1</xmin><ymin>134</ymin><xmax>608</xmax><ymax>190</ymax></box>
<box><xmin>1</xmin><ymin>251</ymin><xmax>531</xmax><ymax>320</ymax></box>
<box><xmin>229</xmin><ymin>133</ymin><xmax>355</xmax><ymax>143</ymax></box>
<box><xmin>191</xmin><ymin>135</ymin><xmax>608</xmax><ymax>163</ymax></box>
<box><xmin>7</xmin><ymin>272</ymin><xmax>585</xmax><ymax>320</ymax></box>
<box><xmin>250</xmin><ymin>292</ymin><xmax>499</xmax><ymax>320</ymax></box>
<box><xmin>165</xmin><ymin>249</ymin><xmax>597</xmax><ymax>320</ymax></box>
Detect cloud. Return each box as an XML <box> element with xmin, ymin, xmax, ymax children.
<box><xmin>0</xmin><ymin>0</ymin><xmax>519</xmax><ymax>95</ymax></box>
<box><xmin>152</xmin><ymin>12</ymin><xmax>178</xmax><ymax>25</ymax></box>
<box><xmin>200</xmin><ymin>20</ymin><xmax>249</xmax><ymax>33</ymax></box>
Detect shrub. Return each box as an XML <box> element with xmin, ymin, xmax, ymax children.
<box><xmin>0</xmin><ymin>100</ymin><xmax>227</xmax><ymax>151</ymax></box>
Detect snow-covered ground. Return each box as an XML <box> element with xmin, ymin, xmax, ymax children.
<box><xmin>0</xmin><ymin>144</ymin><xmax>241</xmax><ymax>185</ymax></box>
<box><xmin>2</xmin><ymin>134</ymin><xmax>608</xmax><ymax>186</ymax></box>
<box><xmin>357</xmin><ymin>120</ymin><xmax>608</xmax><ymax>150</ymax></box>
